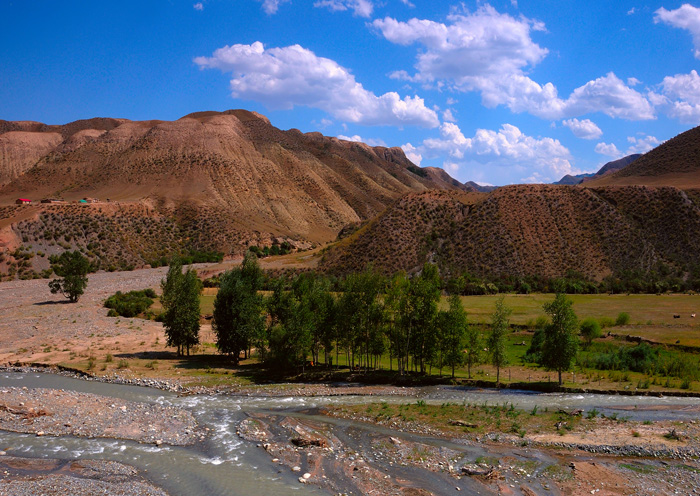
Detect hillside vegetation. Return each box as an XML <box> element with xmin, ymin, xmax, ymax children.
<box><xmin>319</xmin><ymin>185</ymin><xmax>700</xmax><ymax>282</ymax></box>
<box><xmin>586</xmin><ymin>126</ymin><xmax>700</xmax><ymax>188</ymax></box>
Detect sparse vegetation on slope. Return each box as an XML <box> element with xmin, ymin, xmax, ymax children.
<box><xmin>320</xmin><ymin>185</ymin><xmax>700</xmax><ymax>284</ymax></box>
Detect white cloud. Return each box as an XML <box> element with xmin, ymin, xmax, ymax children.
<box><xmin>399</xmin><ymin>0</ymin><xmax>415</xmax><ymax>7</ymax></box>
<box><xmin>627</xmin><ymin>77</ymin><xmax>641</xmax><ymax>87</ymax></box>
<box><xmin>337</xmin><ymin>134</ymin><xmax>386</xmax><ymax>146</ymax></box>
<box><xmin>655</xmin><ymin>4</ymin><xmax>700</xmax><ymax>59</ymax></box>
<box><xmin>595</xmin><ymin>142</ymin><xmax>621</xmax><ymax>158</ymax></box>
<box><xmin>627</xmin><ymin>7</ymin><xmax>635</xmax><ymax>15</ymax></box>
<box><xmin>595</xmin><ymin>134</ymin><xmax>660</xmax><ymax>158</ymax></box>
<box><xmin>442</xmin><ymin>109</ymin><xmax>456</xmax><ymax>122</ymax></box>
<box><xmin>259</xmin><ymin>0</ymin><xmax>290</xmax><ymax>15</ymax></box>
<box><xmin>401</xmin><ymin>143</ymin><xmax>422</xmax><ymax>165</ymax></box>
<box><xmin>562</xmin><ymin>118</ymin><xmax>602</xmax><ymax>140</ymax></box>
<box><xmin>314</xmin><ymin>0</ymin><xmax>373</xmax><ymax>17</ymax></box>
<box><xmin>420</xmin><ymin>122</ymin><xmax>575</xmax><ymax>181</ymax></box>
<box><xmin>195</xmin><ymin>42</ymin><xmax>439</xmax><ymax>128</ymax></box>
<box><xmin>653</xmin><ymin>70</ymin><xmax>700</xmax><ymax>124</ymax></box>
<box><xmin>444</xmin><ymin>161</ymin><xmax>460</xmax><ymax>172</ymax></box>
<box><xmin>193</xmin><ymin>2</ymin><xmax>204</xmax><ymax>11</ymax></box>
<box><xmin>374</xmin><ymin>6</ymin><xmax>654</xmax><ymax>121</ymax></box>
<box><xmin>627</xmin><ymin>135</ymin><xmax>660</xmax><ymax>154</ymax></box>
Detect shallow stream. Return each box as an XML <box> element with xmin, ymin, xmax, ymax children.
<box><xmin>1</xmin><ymin>371</ymin><xmax>699</xmax><ymax>495</ymax></box>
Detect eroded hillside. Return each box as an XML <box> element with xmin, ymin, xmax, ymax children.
<box><xmin>319</xmin><ymin>185</ymin><xmax>700</xmax><ymax>281</ymax></box>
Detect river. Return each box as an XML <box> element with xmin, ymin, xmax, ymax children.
<box><xmin>2</xmin><ymin>371</ymin><xmax>699</xmax><ymax>495</ymax></box>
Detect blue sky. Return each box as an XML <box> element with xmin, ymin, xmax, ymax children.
<box><xmin>1</xmin><ymin>1</ymin><xmax>699</xmax><ymax>185</ymax></box>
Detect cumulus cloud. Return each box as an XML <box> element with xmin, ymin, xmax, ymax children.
<box><xmin>337</xmin><ymin>134</ymin><xmax>386</xmax><ymax>146</ymax></box>
<box><xmin>655</xmin><ymin>4</ymin><xmax>700</xmax><ymax>58</ymax></box>
<box><xmin>374</xmin><ymin>6</ymin><xmax>654</xmax><ymax>121</ymax></box>
<box><xmin>401</xmin><ymin>143</ymin><xmax>422</xmax><ymax>165</ymax></box>
<box><xmin>193</xmin><ymin>2</ymin><xmax>204</xmax><ymax>11</ymax></box>
<box><xmin>594</xmin><ymin>142</ymin><xmax>621</xmax><ymax>158</ymax></box>
<box><xmin>562</xmin><ymin>118</ymin><xmax>603</xmax><ymax>140</ymax></box>
<box><xmin>652</xmin><ymin>70</ymin><xmax>700</xmax><ymax>124</ymax></box>
<box><xmin>418</xmin><ymin>122</ymin><xmax>575</xmax><ymax>181</ymax></box>
<box><xmin>314</xmin><ymin>0</ymin><xmax>373</xmax><ymax>17</ymax></box>
<box><xmin>195</xmin><ymin>42</ymin><xmax>439</xmax><ymax>128</ymax></box>
<box><xmin>259</xmin><ymin>0</ymin><xmax>290</xmax><ymax>14</ymax></box>
<box><xmin>442</xmin><ymin>109</ymin><xmax>456</xmax><ymax>122</ymax></box>
<box><xmin>595</xmin><ymin>134</ymin><xmax>661</xmax><ymax>158</ymax></box>
<box><xmin>627</xmin><ymin>135</ymin><xmax>660</xmax><ymax>154</ymax></box>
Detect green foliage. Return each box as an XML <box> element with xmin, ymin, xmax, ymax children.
<box><xmin>161</xmin><ymin>258</ymin><xmax>202</xmax><ymax>356</ymax></box>
<box><xmin>104</xmin><ymin>290</ymin><xmax>155</xmax><ymax>318</ymax></box>
<box><xmin>579</xmin><ymin>317</ymin><xmax>602</xmax><ymax>348</ymax></box>
<box><xmin>541</xmin><ymin>293</ymin><xmax>579</xmax><ymax>385</ymax></box>
<box><xmin>616</xmin><ymin>312</ymin><xmax>631</xmax><ymax>326</ymax></box>
<box><xmin>48</xmin><ymin>251</ymin><xmax>90</xmax><ymax>302</ymax></box>
<box><xmin>524</xmin><ymin>328</ymin><xmax>545</xmax><ymax>363</ymax></box>
<box><xmin>406</xmin><ymin>165</ymin><xmax>428</xmax><ymax>177</ymax></box>
<box><xmin>437</xmin><ymin>294</ymin><xmax>470</xmax><ymax>378</ymax></box>
<box><xmin>488</xmin><ymin>297</ymin><xmax>511</xmax><ymax>384</ymax></box>
<box><xmin>212</xmin><ymin>251</ymin><xmax>265</xmax><ymax>364</ymax></box>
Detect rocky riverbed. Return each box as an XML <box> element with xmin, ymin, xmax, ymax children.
<box><xmin>0</xmin><ymin>387</ymin><xmax>201</xmax><ymax>445</ymax></box>
<box><xmin>0</xmin><ymin>456</ymin><xmax>168</xmax><ymax>496</ymax></box>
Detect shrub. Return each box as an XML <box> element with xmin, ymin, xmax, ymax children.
<box><xmin>598</xmin><ymin>316</ymin><xmax>615</xmax><ymax>329</ymax></box>
<box><xmin>616</xmin><ymin>312</ymin><xmax>631</xmax><ymax>326</ymax></box>
<box><xmin>580</xmin><ymin>318</ymin><xmax>602</xmax><ymax>347</ymax></box>
<box><xmin>104</xmin><ymin>290</ymin><xmax>154</xmax><ymax>318</ymax></box>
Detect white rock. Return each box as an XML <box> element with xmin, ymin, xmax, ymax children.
<box><xmin>303</xmin><ymin>473</ymin><xmax>311</xmax><ymax>479</ymax></box>
<box><xmin>292</xmin><ymin>466</ymin><xmax>301</xmax><ymax>472</ymax></box>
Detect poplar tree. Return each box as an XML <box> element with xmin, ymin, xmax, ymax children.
<box><xmin>542</xmin><ymin>293</ymin><xmax>579</xmax><ymax>386</ymax></box>
<box><xmin>161</xmin><ymin>259</ymin><xmax>201</xmax><ymax>356</ymax></box>
<box><xmin>488</xmin><ymin>296</ymin><xmax>511</xmax><ymax>386</ymax></box>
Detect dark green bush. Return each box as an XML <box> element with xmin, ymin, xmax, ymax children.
<box><xmin>104</xmin><ymin>290</ymin><xmax>154</xmax><ymax>318</ymax></box>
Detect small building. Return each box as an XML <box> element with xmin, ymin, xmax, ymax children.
<box><xmin>15</xmin><ymin>198</ymin><xmax>31</xmax><ymax>205</ymax></box>
<box><xmin>40</xmin><ymin>198</ymin><xmax>64</xmax><ymax>204</ymax></box>
<box><xmin>82</xmin><ymin>197</ymin><xmax>99</xmax><ymax>203</ymax></box>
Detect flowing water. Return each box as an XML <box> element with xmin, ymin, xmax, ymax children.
<box><xmin>2</xmin><ymin>371</ymin><xmax>699</xmax><ymax>495</ymax></box>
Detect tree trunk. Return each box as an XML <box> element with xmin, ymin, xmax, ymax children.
<box><xmin>558</xmin><ymin>369</ymin><xmax>562</xmax><ymax>386</ymax></box>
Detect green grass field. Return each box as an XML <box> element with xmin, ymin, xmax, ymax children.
<box><xmin>455</xmin><ymin>293</ymin><xmax>700</xmax><ymax>347</ymax></box>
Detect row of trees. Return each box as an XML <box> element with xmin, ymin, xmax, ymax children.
<box><xmin>210</xmin><ymin>253</ymin><xmax>581</xmax><ymax>383</ymax></box>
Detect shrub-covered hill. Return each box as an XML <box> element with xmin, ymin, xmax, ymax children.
<box><xmin>586</xmin><ymin>125</ymin><xmax>700</xmax><ymax>189</ymax></box>
<box><xmin>319</xmin><ymin>185</ymin><xmax>700</xmax><ymax>282</ymax></box>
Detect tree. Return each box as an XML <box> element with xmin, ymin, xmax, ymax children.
<box><xmin>541</xmin><ymin>293</ymin><xmax>579</xmax><ymax>386</ymax></box>
<box><xmin>438</xmin><ymin>294</ymin><xmax>469</xmax><ymax>378</ymax></box>
<box><xmin>48</xmin><ymin>251</ymin><xmax>90</xmax><ymax>302</ymax></box>
<box><xmin>488</xmin><ymin>296</ymin><xmax>511</xmax><ymax>385</ymax></box>
<box><xmin>463</xmin><ymin>319</ymin><xmax>482</xmax><ymax>380</ymax></box>
<box><xmin>579</xmin><ymin>317</ymin><xmax>601</xmax><ymax>348</ymax></box>
<box><xmin>265</xmin><ymin>276</ymin><xmax>314</xmax><ymax>373</ymax></box>
<box><xmin>161</xmin><ymin>259</ymin><xmax>202</xmax><ymax>356</ymax></box>
<box><xmin>212</xmin><ymin>251</ymin><xmax>265</xmax><ymax>364</ymax></box>
<box><xmin>405</xmin><ymin>264</ymin><xmax>441</xmax><ymax>374</ymax></box>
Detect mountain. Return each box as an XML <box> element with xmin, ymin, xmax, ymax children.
<box><xmin>554</xmin><ymin>154</ymin><xmax>640</xmax><ymax>186</ymax></box>
<box><xmin>319</xmin><ymin>185</ymin><xmax>700</xmax><ymax>281</ymax></box>
<box><xmin>592</xmin><ymin>153</ymin><xmax>641</xmax><ymax>178</ymax></box>
<box><xmin>463</xmin><ymin>181</ymin><xmax>498</xmax><ymax>193</ymax></box>
<box><xmin>586</xmin><ymin>126</ymin><xmax>700</xmax><ymax>188</ymax></box>
<box><xmin>554</xmin><ymin>173</ymin><xmax>594</xmax><ymax>185</ymax></box>
<box><xmin>0</xmin><ymin>110</ymin><xmax>464</xmax><ymax>278</ymax></box>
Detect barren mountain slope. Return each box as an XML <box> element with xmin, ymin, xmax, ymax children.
<box><xmin>0</xmin><ymin>110</ymin><xmax>465</xmax><ymax>278</ymax></box>
<box><xmin>319</xmin><ymin>185</ymin><xmax>700</xmax><ymax>280</ymax></box>
<box><xmin>0</xmin><ymin>132</ymin><xmax>63</xmax><ymax>186</ymax></box>
<box><xmin>586</xmin><ymin>126</ymin><xmax>700</xmax><ymax>188</ymax></box>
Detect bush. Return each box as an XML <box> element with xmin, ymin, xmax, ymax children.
<box><xmin>598</xmin><ymin>316</ymin><xmax>615</xmax><ymax>329</ymax></box>
<box><xmin>104</xmin><ymin>290</ymin><xmax>154</xmax><ymax>318</ymax></box>
<box><xmin>616</xmin><ymin>312</ymin><xmax>631</xmax><ymax>326</ymax></box>
<box><xmin>580</xmin><ymin>318</ymin><xmax>602</xmax><ymax>347</ymax></box>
